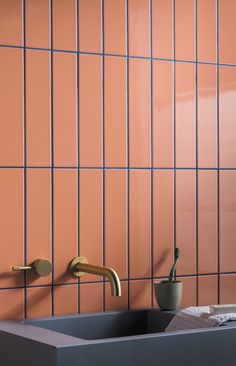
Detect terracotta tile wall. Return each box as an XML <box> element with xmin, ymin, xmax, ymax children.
<box><xmin>0</xmin><ymin>0</ymin><xmax>236</xmax><ymax>319</ymax></box>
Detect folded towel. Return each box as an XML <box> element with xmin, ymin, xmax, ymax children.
<box><xmin>165</xmin><ymin>306</ymin><xmax>236</xmax><ymax>332</ymax></box>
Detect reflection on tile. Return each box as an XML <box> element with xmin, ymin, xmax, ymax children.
<box><xmin>80</xmin><ymin>283</ymin><xmax>103</xmax><ymax>313</ymax></box>
<box><xmin>153</xmin><ymin>60</ymin><xmax>173</xmax><ymax>167</ymax></box>
<box><xmin>198</xmin><ymin>171</ymin><xmax>217</xmax><ymax>274</ymax></box>
<box><xmin>0</xmin><ymin>0</ymin><xmax>22</xmax><ymax>46</ymax></box>
<box><xmin>79</xmin><ymin>0</ymin><xmax>102</xmax><ymax>53</ymax></box>
<box><xmin>130</xmin><ymin>280</ymin><xmax>152</xmax><ymax>309</ymax></box>
<box><xmin>54</xmin><ymin>285</ymin><xmax>78</xmax><ymax>316</ymax></box>
<box><xmin>219</xmin><ymin>66</ymin><xmax>236</xmax><ymax>168</ymax></box>
<box><xmin>197</xmin><ymin>0</ymin><xmax>216</xmax><ymax>62</ymax></box>
<box><xmin>198</xmin><ymin>276</ymin><xmax>218</xmax><ymax>306</ymax></box>
<box><xmin>219</xmin><ymin>1</ymin><xmax>236</xmax><ymax>64</ymax></box>
<box><xmin>175</xmin><ymin>0</ymin><xmax>194</xmax><ymax>60</ymax></box>
<box><xmin>25</xmin><ymin>0</ymin><xmax>50</xmax><ymax>48</ymax></box>
<box><xmin>27</xmin><ymin>287</ymin><xmax>52</xmax><ymax>319</ymax></box>
<box><xmin>104</xmin><ymin>0</ymin><xmax>126</xmax><ymax>55</ymax></box>
<box><xmin>152</xmin><ymin>0</ymin><xmax>172</xmax><ymax>59</ymax></box>
<box><xmin>128</xmin><ymin>0</ymin><xmax>150</xmax><ymax>57</ymax></box>
<box><xmin>179</xmin><ymin>276</ymin><xmax>196</xmax><ymax>308</ymax></box>
<box><xmin>198</xmin><ymin>64</ymin><xmax>217</xmax><ymax>168</ymax></box>
<box><xmin>220</xmin><ymin>171</ymin><xmax>236</xmax><ymax>273</ymax></box>
<box><xmin>53</xmin><ymin>0</ymin><xmax>76</xmax><ymax>50</ymax></box>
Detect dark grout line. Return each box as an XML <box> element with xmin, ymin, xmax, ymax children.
<box><xmin>2</xmin><ymin>166</ymin><xmax>236</xmax><ymax>170</ymax></box>
<box><xmin>150</xmin><ymin>0</ymin><xmax>154</xmax><ymax>307</ymax></box>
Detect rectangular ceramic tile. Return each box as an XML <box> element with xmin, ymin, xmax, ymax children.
<box><xmin>53</xmin><ymin>52</ymin><xmax>77</xmax><ymax>166</ymax></box>
<box><xmin>26</xmin><ymin>287</ymin><xmax>52</xmax><ymax>319</ymax></box>
<box><xmin>26</xmin><ymin>169</ymin><xmax>51</xmax><ymax>286</ymax></box>
<box><xmin>219</xmin><ymin>0</ymin><xmax>236</xmax><ymax>64</ymax></box>
<box><xmin>153</xmin><ymin>170</ymin><xmax>174</xmax><ymax>278</ymax></box>
<box><xmin>153</xmin><ymin>60</ymin><xmax>173</xmax><ymax>167</ymax></box>
<box><xmin>104</xmin><ymin>0</ymin><xmax>126</xmax><ymax>55</ymax></box>
<box><xmin>80</xmin><ymin>170</ymin><xmax>103</xmax><ymax>282</ymax></box>
<box><xmin>152</xmin><ymin>0</ymin><xmax>172</xmax><ymax>59</ymax></box>
<box><xmin>129</xmin><ymin>58</ymin><xmax>150</xmax><ymax>167</ymax></box>
<box><xmin>54</xmin><ymin>285</ymin><xmax>78</xmax><ymax>315</ymax></box>
<box><xmin>0</xmin><ymin>0</ymin><xmax>22</xmax><ymax>45</ymax></box>
<box><xmin>105</xmin><ymin>170</ymin><xmax>127</xmax><ymax>279</ymax></box>
<box><xmin>54</xmin><ymin>169</ymin><xmax>78</xmax><ymax>284</ymax></box>
<box><xmin>175</xmin><ymin>0</ymin><xmax>194</xmax><ymax>60</ymax></box>
<box><xmin>219</xmin><ymin>66</ymin><xmax>236</xmax><ymax>168</ymax></box>
<box><xmin>176</xmin><ymin>62</ymin><xmax>196</xmax><ymax>167</ymax></box>
<box><xmin>105</xmin><ymin>281</ymin><xmax>128</xmax><ymax>311</ymax></box>
<box><xmin>198</xmin><ymin>64</ymin><xmax>217</xmax><ymax>168</ymax></box>
<box><xmin>26</xmin><ymin>50</ymin><xmax>51</xmax><ymax>166</ymax></box>
<box><xmin>105</xmin><ymin>57</ymin><xmax>126</xmax><ymax>167</ymax></box>
<box><xmin>220</xmin><ymin>275</ymin><xmax>236</xmax><ymax>304</ymax></box>
<box><xmin>80</xmin><ymin>283</ymin><xmax>103</xmax><ymax>313</ymax></box>
<box><xmin>220</xmin><ymin>171</ymin><xmax>236</xmax><ymax>273</ymax></box>
<box><xmin>197</xmin><ymin>0</ymin><xmax>216</xmax><ymax>62</ymax></box>
<box><xmin>79</xmin><ymin>55</ymin><xmax>102</xmax><ymax>167</ymax></box>
<box><xmin>198</xmin><ymin>276</ymin><xmax>218</xmax><ymax>306</ymax></box>
<box><xmin>53</xmin><ymin>0</ymin><xmax>77</xmax><ymax>50</ymax></box>
<box><xmin>0</xmin><ymin>170</ymin><xmax>24</xmax><ymax>288</ymax></box>
<box><xmin>128</xmin><ymin>0</ymin><xmax>150</xmax><ymax>57</ymax></box>
<box><xmin>130</xmin><ymin>170</ymin><xmax>151</xmax><ymax>279</ymax></box>
<box><xmin>129</xmin><ymin>280</ymin><xmax>152</xmax><ymax>309</ymax></box>
<box><xmin>198</xmin><ymin>171</ymin><xmax>218</xmax><ymax>274</ymax></box>
<box><xmin>25</xmin><ymin>0</ymin><xmax>50</xmax><ymax>48</ymax></box>
<box><xmin>179</xmin><ymin>276</ymin><xmax>196</xmax><ymax>307</ymax></box>
<box><xmin>176</xmin><ymin>170</ymin><xmax>196</xmax><ymax>275</ymax></box>
<box><xmin>0</xmin><ymin>48</ymin><xmax>23</xmax><ymax>165</ymax></box>
<box><xmin>0</xmin><ymin>289</ymin><xmax>24</xmax><ymax>320</ymax></box>
<box><xmin>79</xmin><ymin>0</ymin><xmax>102</xmax><ymax>53</ymax></box>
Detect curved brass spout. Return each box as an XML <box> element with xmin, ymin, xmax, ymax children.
<box><xmin>70</xmin><ymin>257</ymin><xmax>121</xmax><ymax>297</ymax></box>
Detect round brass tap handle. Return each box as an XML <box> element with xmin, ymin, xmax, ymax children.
<box><xmin>12</xmin><ymin>259</ymin><xmax>52</xmax><ymax>277</ymax></box>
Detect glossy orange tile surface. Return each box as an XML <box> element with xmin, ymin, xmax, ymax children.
<box><xmin>220</xmin><ymin>275</ymin><xmax>236</xmax><ymax>304</ymax></box>
<box><xmin>27</xmin><ymin>287</ymin><xmax>52</xmax><ymax>319</ymax></box>
<box><xmin>0</xmin><ymin>170</ymin><xmax>24</xmax><ymax>288</ymax></box>
<box><xmin>179</xmin><ymin>277</ymin><xmax>196</xmax><ymax>308</ymax></box>
<box><xmin>80</xmin><ymin>283</ymin><xmax>103</xmax><ymax>313</ymax></box>
<box><xmin>153</xmin><ymin>170</ymin><xmax>174</xmax><ymax>278</ymax></box>
<box><xmin>105</xmin><ymin>281</ymin><xmax>128</xmax><ymax>311</ymax></box>
<box><xmin>0</xmin><ymin>289</ymin><xmax>24</xmax><ymax>320</ymax></box>
<box><xmin>175</xmin><ymin>0</ymin><xmax>194</xmax><ymax>60</ymax></box>
<box><xmin>153</xmin><ymin>60</ymin><xmax>173</xmax><ymax>167</ymax></box>
<box><xmin>152</xmin><ymin>0</ymin><xmax>172</xmax><ymax>59</ymax></box>
<box><xmin>220</xmin><ymin>171</ymin><xmax>236</xmax><ymax>273</ymax></box>
<box><xmin>26</xmin><ymin>169</ymin><xmax>51</xmax><ymax>286</ymax></box>
<box><xmin>25</xmin><ymin>0</ymin><xmax>50</xmax><ymax>48</ymax></box>
<box><xmin>79</xmin><ymin>0</ymin><xmax>102</xmax><ymax>53</ymax></box>
<box><xmin>130</xmin><ymin>170</ymin><xmax>151</xmax><ymax>278</ymax></box>
<box><xmin>54</xmin><ymin>170</ymin><xmax>78</xmax><ymax>284</ymax></box>
<box><xmin>53</xmin><ymin>0</ymin><xmax>76</xmax><ymax>50</ymax></box>
<box><xmin>54</xmin><ymin>285</ymin><xmax>78</xmax><ymax>315</ymax></box>
<box><xmin>0</xmin><ymin>0</ymin><xmax>22</xmax><ymax>46</ymax></box>
<box><xmin>79</xmin><ymin>55</ymin><xmax>102</xmax><ymax>167</ymax></box>
<box><xmin>219</xmin><ymin>66</ymin><xmax>236</xmax><ymax>168</ymax></box>
<box><xmin>26</xmin><ymin>50</ymin><xmax>51</xmax><ymax>166</ymax></box>
<box><xmin>105</xmin><ymin>57</ymin><xmax>126</xmax><ymax>167</ymax></box>
<box><xmin>198</xmin><ymin>171</ymin><xmax>218</xmax><ymax>274</ymax></box>
<box><xmin>198</xmin><ymin>64</ymin><xmax>217</xmax><ymax>168</ymax></box>
<box><xmin>80</xmin><ymin>170</ymin><xmax>102</xmax><ymax>282</ymax></box>
<box><xmin>197</xmin><ymin>0</ymin><xmax>216</xmax><ymax>62</ymax></box>
<box><xmin>130</xmin><ymin>280</ymin><xmax>152</xmax><ymax>309</ymax></box>
<box><xmin>129</xmin><ymin>58</ymin><xmax>150</xmax><ymax>167</ymax></box>
<box><xmin>176</xmin><ymin>62</ymin><xmax>196</xmax><ymax>167</ymax></box>
<box><xmin>0</xmin><ymin>48</ymin><xmax>23</xmax><ymax>165</ymax></box>
<box><xmin>104</xmin><ymin>0</ymin><xmax>126</xmax><ymax>55</ymax></box>
<box><xmin>198</xmin><ymin>276</ymin><xmax>218</xmax><ymax>306</ymax></box>
<box><xmin>105</xmin><ymin>170</ymin><xmax>127</xmax><ymax>279</ymax></box>
<box><xmin>176</xmin><ymin>170</ymin><xmax>196</xmax><ymax>275</ymax></box>
<box><xmin>128</xmin><ymin>0</ymin><xmax>150</xmax><ymax>57</ymax></box>
<box><xmin>53</xmin><ymin>52</ymin><xmax>77</xmax><ymax>167</ymax></box>
<box><xmin>219</xmin><ymin>0</ymin><xmax>236</xmax><ymax>64</ymax></box>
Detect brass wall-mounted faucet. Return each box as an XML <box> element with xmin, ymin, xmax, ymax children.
<box><xmin>70</xmin><ymin>257</ymin><xmax>121</xmax><ymax>297</ymax></box>
<box><xmin>12</xmin><ymin>259</ymin><xmax>52</xmax><ymax>277</ymax></box>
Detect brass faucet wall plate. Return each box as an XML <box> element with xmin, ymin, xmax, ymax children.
<box><xmin>70</xmin><ymin>256</ymin><xmax>88</xmax><ymax>277</ymax></box>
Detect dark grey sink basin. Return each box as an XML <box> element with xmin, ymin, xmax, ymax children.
<box><xmin>1</xmin><ymin>308</ymin><xmax>236</xmax><ymax>366</ymax></box>
<box><xmin>25</xmin><ymin>308</ymin><xmax>174</xmax><ymax>340</ymax></box>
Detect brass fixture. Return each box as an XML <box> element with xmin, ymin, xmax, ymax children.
<box><xmin>12</xmin><ymin>259</ymin><xmax>52</xmax><ymax>277</ymax></box>
<box><xmin>70</xmin><ymin>256</ymin><xmax>121</xmax><ymax>297</ymax></box>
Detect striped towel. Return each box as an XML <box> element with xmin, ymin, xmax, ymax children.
<box><xmin>165</xmin><ymin>306</ymin><xmax>236</xmax><ymax>332</ymax></box>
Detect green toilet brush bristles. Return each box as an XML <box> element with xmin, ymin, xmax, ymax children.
<box><xmin>168</xmin><ymin>247</ymin><xmax>180</xmax><ymax>283</ymax></box>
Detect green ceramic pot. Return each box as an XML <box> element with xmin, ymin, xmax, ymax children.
<box><xmin>154</xmin><ymin>280</ymin><xmax>182</xmax><ymax>310</ymax></box>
